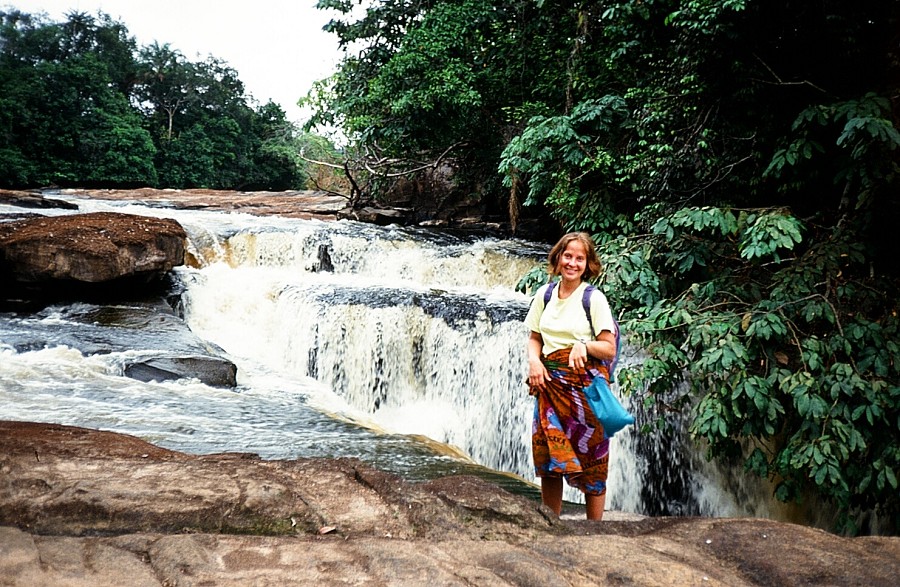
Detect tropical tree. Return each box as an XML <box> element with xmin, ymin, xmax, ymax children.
<box><xmin>310</xmin><ymin>0</ymin><xmax>575</xmax><ymax>216</ymax></box>
<box><xmin>134</xmin><ymin>49</ymin><xmax>309</xmax><ymax>190</ymax></box>
<box><xmin>0</xmin><ymin>9</ymin><xmax>155</xmax><ymax>187</ymax></box>
<box><xmin>242</xmin><ymin>101</ymin><xmax>310</xmax><ymax>191</ymax></box>
<box><xmin>0</xmin><ymin>9</ymin><xmax>312</xmax><ymax>190</ymax></box>
<box><xmin>135</xmin><ymin>42</ymin><xmax>194</xmax><ymax>141</ymax></box>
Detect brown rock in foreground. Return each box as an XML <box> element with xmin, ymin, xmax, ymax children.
<box><xmin>1</xmin><ymin>421</ymin><xmax>898</xmax><ymax>586</ymax></box>
<box><xmin>0</xmin><ymin>421</ymin><xmax>548</xmax><ymax>541</ymax></box>
<box><xmin>0</xmin><ymin>212</ymin><xmax>185</xmax><ymax>284</ymax></box>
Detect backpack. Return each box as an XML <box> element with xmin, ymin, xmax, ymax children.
<box><xmin>543</xmin><ymin>281</ymin><xmax>621</xmax><ymax>383</ymax></box>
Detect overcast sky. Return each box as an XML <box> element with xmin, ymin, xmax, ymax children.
<box><xmin>4</xmin><ymin>1</ymin><xmax>343</xmax><ymax>124</ymax></box>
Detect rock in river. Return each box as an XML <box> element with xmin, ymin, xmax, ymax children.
<box><xmin>0</xmin><ymin>211</ymin><xmax>186</xmax><ymax>293</ymax></box>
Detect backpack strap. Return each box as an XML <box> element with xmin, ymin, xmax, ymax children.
<box><xmin>582</xmin><ymin>285</ymin><xmax>596</xmax><ymax>337</ymax></box>
<box><xmin>545</xmin><ymin>281</ymin><xmax>621</xmax><ymax>383</ymax></box>
<box><xmin>542</xmin><ymin>281</ymin><xmax>556</xmax><ymax>306</ymax></box>
<box><xmin>605</xmin><ymin>317</ymin><xmax>622</xmax><ymax>384</ymax></box>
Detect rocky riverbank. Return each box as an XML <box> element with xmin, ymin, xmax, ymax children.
<box><xmin>2</xmin><ymin>421</ymin><xmax>899</xmax><ymax>586</ymax></box>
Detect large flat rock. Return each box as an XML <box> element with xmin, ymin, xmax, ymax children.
<box><xmin>1</xmin><ymin>421</ymin><xmax>898</xmax><ymax>586</ymax></box>
<box><xmin>56</xmin><ymin>188</ymin><xmax>348</xmax><ymax>219</ymax></box>
<box><xmin>0</xmin><ymin>189</ymin><xmax>78</xmax><ymax>211</ymax></box>
<box><xmin>0</xmin><ymin>212</ymin><xmax>185</xmax><ymax>284</ymax></box>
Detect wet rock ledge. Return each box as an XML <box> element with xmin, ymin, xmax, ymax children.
<box><xmin>1</xmin><ymin>422</ymin><xmax>898</xmax><ymax>586</ymax></box>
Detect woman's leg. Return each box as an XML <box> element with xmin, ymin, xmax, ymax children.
<box><xmin>585</xmin><ymin>492</ymin><xmax>605</xmax><ymax>520</ymax></box>
<box><xmin>540</xmin><ymin>477</ymin><xmax>563</xmax><ymax>516</ymax></box>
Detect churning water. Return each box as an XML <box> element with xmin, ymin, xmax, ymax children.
<box><xmin>0</xmin><ymin>195</ymin><xmax>784</xmax><ymax>517</ymax></box>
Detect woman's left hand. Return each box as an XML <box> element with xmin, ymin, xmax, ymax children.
<box><xmin>568</xmin><ymin>340</ymin><xmax>589</xmax><ymax>372</ymax></box>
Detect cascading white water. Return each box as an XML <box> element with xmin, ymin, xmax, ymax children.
<box><xmin>0</xmin><ymin>195</ymin><xmax>784</xmax><ymax>518</ymax></box>
<box><xmin>177</xmin><ymin>220</ymin><xmax>543</xmax><ymax>484</ymax></box>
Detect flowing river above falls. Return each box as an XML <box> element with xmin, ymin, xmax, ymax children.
<box><xmin>0</xmin><ymin>195</ymin><xmax>790</xmax><ymax>520</ymax></box>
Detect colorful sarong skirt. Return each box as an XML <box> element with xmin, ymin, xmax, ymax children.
<box><xmin>531</xmin><ymin>348</ymin><xmax>610</xmax><ymax>495</ymax></box>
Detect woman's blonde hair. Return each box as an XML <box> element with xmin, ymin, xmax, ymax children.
<box><xmin>547</xmin><ymin>232</ymin><xmax>602</xmax><ymax>280</ymax></box>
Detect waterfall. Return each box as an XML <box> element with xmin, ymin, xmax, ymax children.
<box><xmin>178</xmin><ymin>221</ymin><xmax>541</xmax><ymax>485</ymax></box>
<box><xmin>1</xmin><ymin>196</ymin><xmax>785</xmax><ymax>519</ymax></box>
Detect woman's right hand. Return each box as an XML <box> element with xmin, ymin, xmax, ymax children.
<box><xmin>527</xmin><ymin>332</ymin><xmax>550</xmax><ymax>393</ymax></box>
<box><xmin>528</xmin><ymin>357</ymin><xmax>550</xmax><ymax>393</ymax></box>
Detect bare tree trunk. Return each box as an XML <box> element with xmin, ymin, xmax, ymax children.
<box><xmin>344</xmin><ymin>161</ymin><xmax>364</xmax><ymax>208</ymax></box>
<box><xmin>509</xmin><ymin>168</ymin><xmax>522</xmax><ymax>234</ymax></box>
<box><xmin>165</xmin><ymin>106</ymin><xmax>175</xmax><ymax>140</ymax></box>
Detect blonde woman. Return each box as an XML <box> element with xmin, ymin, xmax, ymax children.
<box><xmin>524</xmin><ymin>232</ymin><xmax>617</xmax><ymax>520</ymax></box>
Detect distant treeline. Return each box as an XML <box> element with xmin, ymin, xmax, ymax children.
<box><xmin>0</xmin><ymin>9</ymin><xmax>334</xmax><ymax>190</ymax></box>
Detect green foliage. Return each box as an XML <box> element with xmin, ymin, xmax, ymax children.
<box><xmin>79</xmin><ymin>93</ymin><xmax>158</xmax><ymax>185</ymax></box>
<box><xmin>515</xmin><ymin>265</ymin><xmax>549</xmax><ymax>296</ymax></box>
<box><xmin>0</xmin><ymin>9</ymin><xmax>318</xmax><ymax>190</ymax></box>
<box><xmin>309</xmin><ymin>0</ymin><xmax>576</xmax><ymax>210</ymax></box>
<box><xmin>766</xmin><ymin>93</ymin><xmax>900</xmax><ymax>214</ymax></box>
<box><xmin>494</xmin><ymin>0</ymin><xmax>900</xmax><ymax>532</ymax></box>
<box><xmin>0</xmin><ymin>10</ymin><xmax>149</xmax><ymax>186</ymax></box>
<box><xmin>498</xmin><ymin>96</ymin><xmax>629</xmax><ymax>213</ymax></box>
<box><xmin>605</xmin><ymin>205</ymin><xmax>899</xmax><ymax>533</ymax></box>
<box><xmin>737</xmin><ymin>212</ymin><xmax>803</xmax><ymax>261</ymax></box>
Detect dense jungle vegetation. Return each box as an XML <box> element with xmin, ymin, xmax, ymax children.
<box><xmin>0</xmin><ymin>9</ymin><xmax>339</xmax><ymax>190</ymax></box>
<box><xmin>309</xmin><ymin>0</ymin><xmax>899</xmax><ymax>534</ymax></box>
<box><xmin>1</xmin><ymin>2</ymin><xmax>897</xmax><ymax>534</ymax></box>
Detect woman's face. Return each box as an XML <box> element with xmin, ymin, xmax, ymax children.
<box><xmin>557</xmin><ymin>240</ymin><xmax>587</xmax><ymax>283</ymax></box>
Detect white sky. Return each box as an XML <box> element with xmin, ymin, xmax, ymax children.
<box><xmin>4</xmin><ymin>1</ymin><xmax>343</xmax><ymax>124</ymax></box>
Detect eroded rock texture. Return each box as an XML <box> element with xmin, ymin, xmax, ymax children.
<box><xmin>0</xmin><ymin>212</ymin><xmax>185</xmax><ymax>284</ymax></box>
<box><xmin>1</xmin><ymin>421</ymin><xmax>898</xmax><ymax>586</ymax></box>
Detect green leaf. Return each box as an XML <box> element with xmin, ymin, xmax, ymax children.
<box><xmin>796</xmin><ymin>393</ymin><xmax>810</xmax><ymax>416</ymax></box>
<box><xmin>814</xmin><ymin>465</ymin><xmax>827</xmax><ymax>485</ymax></box>
<box><xmin>887</xmin><ymin>468</ymin><xmax>898</xmax><ymax>490</ymax></box>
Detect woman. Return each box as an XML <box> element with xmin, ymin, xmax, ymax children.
<box><xmin>524</xmin><ymin>232</ymin><xmax>617</xmax><ymax>520</ymax></box>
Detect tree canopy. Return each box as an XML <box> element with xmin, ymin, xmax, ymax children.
<box><xmin>313</xmin><ymin>0</ymin><xmax>899</xmax><ymax>534</ymax></box>
<box><xmin>0</xmin><ymin>9</ymin><xmax>317</xmax><ymax>190</ymax></box>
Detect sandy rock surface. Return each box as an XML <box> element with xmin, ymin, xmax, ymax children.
<box><xmin>56</xmin><ymin>188</ymin><xmax>349</xmax><ymax>219</ymax></box>
<box><xmin>1</xmin><ymin>421</ymin><xmax>898</xmax><ymax>586</ymax></box>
